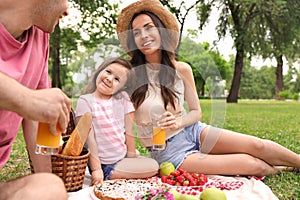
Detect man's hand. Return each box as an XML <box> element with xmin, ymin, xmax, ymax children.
<box><xmin>0</xmin><ymin>73</ymin><xmax>71</xmax><ymax>135</ymax></box>
<box><xmin>21</xmin><ymin>88</ymin><xmax>71</xmax><ymax>135</ymax></box>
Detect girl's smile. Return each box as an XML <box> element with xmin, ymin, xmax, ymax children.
<box><xmin>95</xmin><ymin>63</ymin><xmax>129</xmax><ymax>99</ymax></box>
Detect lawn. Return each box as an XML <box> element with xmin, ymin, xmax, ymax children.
<box><xmin>1</xmin><ymin>100</ymin><xmax>299</xmax><ymax>199</ymax></box>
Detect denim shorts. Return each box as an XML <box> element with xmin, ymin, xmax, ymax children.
<box><xmin>149</xmin><ymin>121</ymin><xmax>207</xmax><ymax>169</ymax></box>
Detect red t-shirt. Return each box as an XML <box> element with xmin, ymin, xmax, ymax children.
<box><xmin>0</xmin><ymin>22</ymin><xmax>50</xmax><ymax>169</ymax></box>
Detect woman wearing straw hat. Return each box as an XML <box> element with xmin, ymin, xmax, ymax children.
<box><xmin>116</xmin><ymin>0</ymin><xmax>300</xmax><ymax>176</ymax></box>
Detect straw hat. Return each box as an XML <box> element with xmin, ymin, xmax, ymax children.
<box><xmin>116</xmin><ymin>0</ymin><xmax>179</xmax><ymax>55</ymax></box>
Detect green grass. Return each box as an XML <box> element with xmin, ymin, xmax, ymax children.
<box><xmin>1</xmin><ymin>100</ymin><xmax>299</xmax><ymax>199</ymax></box>
<box><xmin>0</xmin><ymin>131</ymin><xmax>31</xmax><ymax>180</ymax></box>
<box><xmin>201</xmin><ymin>100</ymin><xmax>300</xmax><ymax>200</ymax></box>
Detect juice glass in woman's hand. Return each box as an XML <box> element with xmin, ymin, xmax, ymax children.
<box><xmin>35</xmin><ymin>122</ymin><xmax>61</xmax><ymax>155</ymax></box>
<box><xmin>152</xmin><ymin>118</ymin><xmax>166</xmax><ymax>150</ymax></box>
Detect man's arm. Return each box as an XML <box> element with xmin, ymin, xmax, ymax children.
<box><xmin>0</xmin><ymin>72</ymin><xmax>71</xmax><ymax>134</ymax></box>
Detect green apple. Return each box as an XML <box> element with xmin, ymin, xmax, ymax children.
<box><xmin>179</xmin><ymin>194</ymin><xmax>199</xmax><ymax>200</ymax></box>
<box><xmin>159</xmin><ymin>162</ymin><xmax>175</xmax><ymax>176</ymax></box>
<box><xmin>169</xmin><ymin>190</ymin><xmax>181</xmax><ymax>200</ymax></box>
<box><xmin>200</xmin><ymin>188</ymin><xmax>227</xmax><ymax>200</ymax></box>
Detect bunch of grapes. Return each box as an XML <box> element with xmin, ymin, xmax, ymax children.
<box><xmin>161</xmin><ymin>168</ymin><xmax>208</xmax><ymax>187</ymax></box>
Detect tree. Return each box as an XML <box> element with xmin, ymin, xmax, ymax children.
<box><xmin>250</xmin><ymin>0</ymin><xmax>300</xmax><ymax>99</ymax></box>
<box><xmin>195</xmin><ymin>0</ymin><xmax>291</xmax><ymax>103</ymax></box>
<box><xmin>159</xmin><ymin>0</ymin><xmax>202</xmax><ymax>55</ymax></box>
<box><xmin>50</xmin><ymin>0</ymin><xmax>119</xmax><ymax>89</ymax></box>
<box><xmin>217</xmin><ymin>1</ymin><xmax>261</xmax><ymax>103</ymax></box>
<box><xmin>179</xmin><ymin>37</ymin><xmax>228</xmax><ymax>97</ymax></box>
<box><xmin>239</xmin><ymin>64</ymin><xmax>276</xmax><ymax>99</ymax></box>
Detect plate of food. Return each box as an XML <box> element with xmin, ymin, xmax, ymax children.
<box><xmin>90</xmin><ymin>179</ymin><xmax>167</xmax><ymax>200</ymax></box>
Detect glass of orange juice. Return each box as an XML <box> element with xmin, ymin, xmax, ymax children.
<box><xmin>35</xmin><ymin>122</ymin><xmax>61</xmax><ymax>155</ymax></box>
<box><xmin>152</xmin><ymin>119</ymin><xmax>166</xmax><ymax>150</ymax></box>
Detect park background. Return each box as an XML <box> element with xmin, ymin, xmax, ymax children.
<box><xmin>1</xmin><ymin>0</ymin><xmax>299</xmax><ymax>199</ymax></box>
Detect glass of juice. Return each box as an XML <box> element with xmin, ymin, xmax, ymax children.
<box><xmin>152</xmin><ymin>120</ymin><xmax>166</xmax><ymax>150</ymax></box>
<box><xmin>35</xmin><ymin>122</ymin><xmax>61</xmax><ymax>155</ymax></box>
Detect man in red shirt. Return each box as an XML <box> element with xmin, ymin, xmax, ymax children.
<box><xmin>0</xmin><ymin>0</ymin><xmax>71</xmax><ymax>199</ymax></box>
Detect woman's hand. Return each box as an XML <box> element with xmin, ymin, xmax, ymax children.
<box><xmin>91</xmin><ymin>169</ymin><xmax>104</xmax><ymax>185</ymax></box>
<box><xmin>159</xmin><ymin>111</ymin><xmax>182</xmax><ymax>130</ymax></box>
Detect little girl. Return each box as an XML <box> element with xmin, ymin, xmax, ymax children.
<box><xmin>75</xmin><ymin>57</ymin><xmax>158</xmax><ymax>185</ymax></box>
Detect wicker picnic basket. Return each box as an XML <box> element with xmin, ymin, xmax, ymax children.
<box><xmin>29</xmin><ymin>109</ymin><xmax>90</xmax><ymax>192</ymax></box>
<box><xmin>62</xmin><ymin>108</ymin><xmax>75</xmax><ymax>138</ymax></box>
<box><xmin>51</xmin><ymin>146</ymin><xmax>90</xmax><ymax>192</ymax></box>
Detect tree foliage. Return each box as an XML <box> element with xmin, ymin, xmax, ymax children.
<box><xmin>179</xmin><ymin>37</ymin><xmax>228</xmax><ymax>97</ymax></box>
<box><xmin>50</xmin><ymin>0</ymin><xmax>119</xmax><ymax>90</ymax></box>
<box><xmin>159</xmin><ymin>0</ymin><xmax>203</xmax><ymax>54</ymax></box>
<box><xmin>194</xmin><ymin>0</ymin><xmax>299</xmax><ymax>103</ymax></box>
<box><xmin>49</xmin><ymin>0</ymin><xmax>300</xmax><ymax>102</ymax></box>
<box><xmin>240</xmin><ymin>65</ymin><xmax>276</xmax><ymax>99</ymax></box>
<box><xmin>250</xmin><ymin>0</ymin><xmax>300</xmax><ymax>99</ymax></box>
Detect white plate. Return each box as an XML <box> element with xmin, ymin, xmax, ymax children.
<box><xmin>89</xmin><ymin>189</ymin><xmax>99</xmax><ymax>200</ymax></box>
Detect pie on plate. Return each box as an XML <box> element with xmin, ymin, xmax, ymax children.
<box><xmin>92</xmin><ymin>179</ymin><xmax>165</xmax><ymax>200</ymax></box>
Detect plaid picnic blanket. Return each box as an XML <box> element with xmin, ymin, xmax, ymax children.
<box><xmin>148</xmin><ymin>175</ymin><xmax>245</xmax><ymax>196</ymax></box>
<box><xmin>68</xmin><ymin>170</ymin><xmax>278</xmax><ymax>200</ymax></box>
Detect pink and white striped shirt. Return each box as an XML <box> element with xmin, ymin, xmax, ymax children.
<box><xmin>75</xmin><ymin>92</ymin><xmax>134</xmax><ymax>164</ymax></box>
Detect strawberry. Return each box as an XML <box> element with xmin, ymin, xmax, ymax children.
<box><xmin>174</xmin><ymin>170</ymin><xmax>181</xmax><ymax>176</ymax></box>
<box><xmin>167</xmin><ymin>175</ymin><xmax>175</xmax><ymax>180</ymax></box>
<box><xmin>175</xmin><ymin>175</ymin><xmax>185</xmax><ymax>183</ymax></box>
<box><xmin>175</xmin><ymin>182</ymin><xmax>181</xmax><ymax>186</ymax></box>
<box><xmin>189</xmin><ymin>180</ymin><xmax>197</xmax><ymax>186</ymax></box>
<box><xmin>182</xmin><ymin>180</ymin><xmax>189</xmax><ymax>186</ymax></box>
<box><xmin>191</xmin><ymin>173</ymin><xmax>199</xmax><ymax>179</ymax></box>
<box><xmin>199</xmin><ymin>174</ymin><xmax>208</xmax><ymax>183</ymax></box>
<box><xmin>177</xmin><ymin>168</ymin><xmax>187</xmax><ymax>174</ymax></box>
<box><xmin>197</xmin><ymin>180</ymin><xmax>206</xmax><ymax>186</ymax></box>
<box><xmin>184</xmin><ymin>174</ymin><xmax>194</xmax><ymax>182</ymax></box>
<box><xmin>166</xmin><ymin>179</ymin><xmax>176</xmax><ymax>185</ymax></box>
<box><xmin>161</xmin><ymin>175</ymin><xmax>167</xmax><ymax>183</ymax></box>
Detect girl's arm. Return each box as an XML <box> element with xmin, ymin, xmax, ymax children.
<box><xmin>124</xmin><ymin>112</ymin><xmax>137</xmax><ymax>158</ymax></box>
<box><xmin>78</xmin><ymin>116</ymin><xmax>103</xmax><ymax>185</ymax></box>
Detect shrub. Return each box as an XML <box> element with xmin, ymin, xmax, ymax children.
<box><xmin>292</xmin><ymin>93</ymin><xmax>299</xmax><ymax>101</ymax></box>
<box><xmin>278</xmin><ymin>90</ymin><xmax>290</xmax><ymax>100</ymax></box>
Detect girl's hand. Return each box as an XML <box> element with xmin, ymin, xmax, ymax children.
<box><xmin>91</xmin><ymin>169</ymin><xmax>104</xmax><ymax>185</ymax></box>
<box><xmin>126</xmin><ymin>149</ymin><xmax>140</xmax><ymax>158</ymax></box>
<box><xmin>159</xmin><ymin>111</ymin><xmax>182</xmax><ymax>130</ymax></box>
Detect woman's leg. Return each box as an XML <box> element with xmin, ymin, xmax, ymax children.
<box><xmin>180</xmin><ymin>152</ymin><xmax>278</xmax><ymax>176</ymax></box>
<box><xmin>109</xmin><ymin>157</ymin><xmax>159</xmax><ymax>179</ymax></box>
<box><xmin>200</xmin><ymin>126</ymin><xmax>300</xmax><ymax>168</ymax></box>
<box><xmin>180</xmin><ymin>126</ymin><xmax>299</xmax><ymax>176</ymax></box>
<box><xmin>0</xmin><ymin>173</ymin><xmax>67</xmax><ymax>200</ymax></box>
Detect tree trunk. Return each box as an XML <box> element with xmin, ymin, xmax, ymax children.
<box><xmin>51</xmin><ymin>25</ymin><xmax>62</xmax><ymax>88</ymax></box>
<box><xmin>201</xmin><ymin>81</ymin><xmax>205</xmax><ymax>96</ymax></box>
<box><xmin>275</xmin><ymin>54</ymin><xmax>284</xmax><ymax>100</ymax></box>
<box><xmin>227</xmin><ymin>49</ymin><xmax>244</xmax><ymax>103</ymax></box>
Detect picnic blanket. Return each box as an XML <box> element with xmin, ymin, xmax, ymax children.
<box><xmin>68</xmin><ymin>168</ymin><xmax>279</xmax><ymax>200</ymax></box>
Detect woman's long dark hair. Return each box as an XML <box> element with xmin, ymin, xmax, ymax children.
<box><xmin>127</xmin><ymin>11</ymin><xmax>178</xmax><ymax>110</ymax></box>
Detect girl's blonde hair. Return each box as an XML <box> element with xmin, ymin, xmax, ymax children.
<box><xmin>81</xmin><ymin>57</ymin><xmax>132</xmax><ymax>95</ymax></box>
